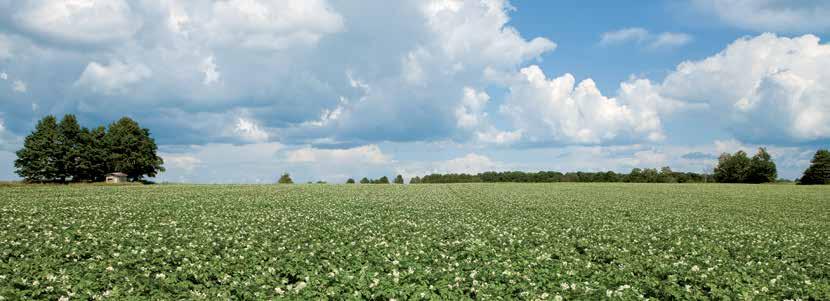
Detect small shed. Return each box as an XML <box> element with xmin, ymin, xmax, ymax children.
<box><xmin>105</xmin><ymin>172</ymin><xmax>128</xmax><ymax>184</ymax></box>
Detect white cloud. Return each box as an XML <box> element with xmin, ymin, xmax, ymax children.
<box><xmin>499</xmin><ymin>65</ymin><xmax>669</xmax><ymax>144</ymax></box>
<box><xmin>285</xmin><ymin>144</ymin><xmax>391</xmax><ymax>165</ymax></box>
<box><xmin>207</xmin><ymin>0</ymin><xmax>344</xmax><ymax>50</ymax></box>
<box><xmin>396</xmin><ymin>153</ymin><xmax>506</xmax><ymax>179</ymax></box>
<box><xmin>601</xmin><ymin>28</ymin><xmax>693</xmax><ymax>49</ymax></box>
<box><xmin>475</xmin><ymin>128</ymin><xmax>523</xmax><ymax>145</ymax></box>
<box><xmin>75</xmin><ymin>60</ymin><xmax>152</xmax><ymax>95</ymax></box>
<box><xmin>422</xmin><ymin>0</ymin><xmax>556</xmax><ymax>69</ymax></box>
<box><xmin>649</xmin><ymin>32</ymin><xmax>693</xmax><ymax>49</ymax></box>
<box><xmin>9</xmin><ymin>0</ymin><xmax>142</xmax><ymax>45</ymax></box>
<box><xmin>661</xmin><ymin>33</ymin><xmax>830</xmax><ymax>143</ymax></box>
<box><xmin>600</xmin><ymin>27</ymin><xmax>649</xmax><ymax>45</ymax></box>
<box><xmin>12</xmin><ymin>80</ymin><xmax>26</xmax><ymax>93</ymax></box>
<box><xmin>0</xmin><ymin>72</ymin><xmax>7</xmax><ymax>80</ymax></box>
<box><xmin>234</xmin><ymin>118</ymin><xmax>269</xmax><ymax>143</ymax></box>
<box><xmin>692</xmin><ymin>0</ymin><xmax>830</xmax><ymax>33</ymax></box>
<box><xmin>455</xmin><ymin>87</ymin><xmax>490</xmax><ymax>129</ymax></box>
<box><xmin>201</xmin><ymin>56</ymin><xmax>220</xmax><ymax>86</ymax></box>
<box><xmin>162</xmin><ymin>155</ymin><xmax>202</xmax><ymax>172</ymax></box>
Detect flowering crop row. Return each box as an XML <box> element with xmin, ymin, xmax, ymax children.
<box><xmin>0</xmin><ymin>183</ymin><xmax>828</xmax><ymax>299</ymax></box>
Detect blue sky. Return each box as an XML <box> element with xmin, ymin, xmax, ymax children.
<box><xmin>1</xmin><ymin>0</ymin><xmax>829</xmax><ymax>183</ymax></box>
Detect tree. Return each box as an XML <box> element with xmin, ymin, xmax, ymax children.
<box><xmin>14</xmin><ymin>115</ymin><xmax>61</xmax><ymax>182</ymax></box>
<box><xmin>410</xmin><ymin>176</ymin><xmax>421</xmax><ymax>184</ymax></box>
<box><xmin>799</xmin><ymin>149</ymin><xmax>830</xmax><ymax>185</ymax></box>
<box><xmin>360</xmin><ymin>177</ymin><xmax>370</xmax><ymax>184</ymax></box>
<box><xmin>376</xmin><ymin>176</ymin><xmax>390</xmax><ymax>184</ymax></box>
<box><xmin>394</xmin><ymin>174</ymin><xmax>404</xmax><ymax>184</ymax></box>
<box><xmin>105</xmin><ymin>117</ymin><xmax>165</xmax><ymax>181</ymax></box>
<box><xmin>747</xmin><ymin>147</ymin><xmax>777</xmax><ymax>184</ymax></box>
<box><xmin>75</xmin><ymin>126</ymin><xmax>109</xmax><ymax>182</ymax></box>
<box><xmin>714</xmin><ymin>151</ymin><xmax>751</xmax><ymax>183</ymax></box>
<box><xmin>57</xmin><ymin>115</ymin><xmax>83</xmax><ymax>182</ymax></box>
<box><xmin>346</xmin><ymin>178</ymin><xmax>355</xmax><ymax>184</ymax></box>
<box><xmin>278</xmin><ymin>173</ymin><xmax>294</xmax><ymax>184</ymax></box>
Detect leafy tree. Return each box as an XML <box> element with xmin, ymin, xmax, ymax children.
<box><xmin>714</xmin><ymin>151</ymin><xmax>751</xmax><ymax>183</ymax></box>
<box><xmin>75</xmin><ymin>126</ymin><xmax>109</xmax><ymax>182</ymax></box>
<box><xmin>376</xmin><ymin>176</ymin><xmax>390</xmax><ymax>184</ymax></box>
<box><xmin>799</xmin><ymin>149</ymin><xmax>830</xmax><ymax>185</ymax></box>
<box><xmin>360</xmin><ymin>177</ymin><xmax>370</xmax><ymax>184</ymax></box>
<box><xmin>57</xmin><ymin>115</ymin><xmax>83</xmax><ymax>182</ymax></box>
<box><xmin>410</xmin><ymin>176</ymin><xmax>421</xmax><ymax>184</ymax></box>
<box><xmin>105</xmin><ymin>117</ymin><xmax>165</xmax><ymax>181</ymax></box>
<box><xmin>747</xmin><ymin>147</ymin><xmax>777</xmax><ymax>184</ymax></box>
<box><xmin>14</xmin><ymin>115</ymin><xmax>62</xmax><ymax>182</ymax></box>
<box><xmin>346</xmin><ymin>178</ymin><xmax>355</xmax><ymax>184</ymax></box>
<box><xmin>278</xmin><ymin>173</ymin><xmax>294</xmax><ymax>184</ymax></box>
<box><xmin>659</xmin><ymin>166</ymin><xmax>677</xmax><ymax>183</ymax></box>
<box><xmin>394</xmin><ymin>174</ymin><xmax>404</xmax><ymax>184</ymax></box>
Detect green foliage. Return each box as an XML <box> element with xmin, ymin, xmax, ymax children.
<box><xmin>105</xmin><ymin>117</ymin><xmax>165</xmax><ymax>180</ymax></box>
<box><xmin>375</xmin><ymin>176</ymin><xmax>390</xmax><ymax>184</ymax></box>
<box><xmin>346</xmin><ymin>178</ymin><xmax>355</xmax><ymax>184</ymax></box>
<box><xmin>0</xmin><ymin>184</ymin><xmax>828</xmax><ymax>299</ymax></box>
<box><xmin>714</xmin><ymin>148</ymin><xmax>778</xmax><ymax>184</ymax></box>
<box><xmin>278</xmin><ymin>173</ymin><xmax>294</xmax><ymax>184</ymax></box>
<box><xmin>15</xmin><ymin>115</ymin><xmax>164</xmax><ymax>183</ymax></box>
<box><xmin>410</xmin><ymin>176</ymin><xmax>421</xmax><ymax>184</ymax></box>
<box><xmin>14</xmin><ymin>115</ymin><xmax>61</xmax><ymax>182</ymax></box>
<box><xmin>747</xmin><ymin>147</ymin><xmax>777</xmax><ymax>183</ymax></box>
<box><xmin>57</xmin><ymin>115</ymin><xmax>83</xmax><ymax>182</ymax></box>
<box><xmin>75</xmin><ymin>126</ymin><xmax>109</xmax><ymax>182</ymax></box>
<box><xmin>359</xmin><ymin>177</ymin><xmax>370</xmax><ymax>184</ymax></box>
<box><xmin>394</xmin><ymin>174</ymin><xmax>404</xmax><ymax>184</ymax></box>
<box><xmin>414</xmin><ymin>168</ymin><xmax>713</xmax><ymax>184</ymax></box>
<box><xmin>799</xmin><ymin>149</ymin><xmax>830</xmax><ymax>185</ymax></box>
<box><xmin>714</xmin><ymin>150</ymin><xmax>751</xmax><ymax>183</ymax></box>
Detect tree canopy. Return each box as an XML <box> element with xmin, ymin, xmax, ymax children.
<box><xmin>799</xmin><ymin>149</ymin><xmax>830</xmax><ymax>185</ymax></box>
<box><xmin>714</xmin><ymin>148</ymin><xmax>777</xmax><ymax>184</ymax></box>
<box><xmin>15</xmin><ymin>115</ymin><xmax>164</xmax><ymax>183</ymax></box>
<box><xmin>278</xmin><ymin>173</ymin><xmax>294</xmax><ymax>184</ymax></box>
<box><xmin>394</xmin><ymin>174</ymin><xmax>404</xmax><ymax>184</ymax></box>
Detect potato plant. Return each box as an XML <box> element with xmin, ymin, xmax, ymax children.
<box><xmin>1</xmin><ymin>183</ymin><xmax>828</xmax><ymax>299</ymax></box>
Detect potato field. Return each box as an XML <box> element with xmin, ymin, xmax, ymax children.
<box><xmin>1</xmin><ymin>184</ymin><xmax>828</xmax><ymax>299</ymax></box>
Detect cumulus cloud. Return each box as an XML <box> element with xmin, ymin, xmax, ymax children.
<box><xmin>691</xmin><ymin>0</ymin><xmax>830</xmax><ymax>33</ymax></box>
<box><xmin>11</xmin><ymin>80</ymin><xmax>26</xmax><ymax>93</ymax></box>
<box><xmin>74</xmin><ymin>60</ymin><xmax>152</xmax><ymax>95</ymax></box>
<box><xmin>201</xmin><ymin>56</ymin><xmax>220</xmax><ymax>86</ymax></box>
<box><xmin>660</xmin><ymin>33</ymin><xmax>830</xmax><ymax>143</ymax></box>
<box><xmin>233</xmin><ymin>118</ymin><xmax>269</xmax><ymax>143</ymax></box>
<box><xmin>206</xmin><ymin>0</ymin><xmax>344</xmax><ymax>50</ymax></box>
<box><xmin>455</xmin><ymin>87</ymin><xmax>490</xmax><ymax>129</ymax></box>
<box><xmin>499</xmin><ymin>65</ymin><xmax>670</xmax><ymax>144</ymax></box>
<box><xmin>7</xmin><ymin>0</ymin><xmax>142</xmax><ymax>45</ymax></box>
<box><xmin>601</xmin><ymin>27</ymin><xmax>693</xmax><ymax>49</ymax></box>
<box><xmin>285</xmin><ymin>144</ymin><xmax>391</xmax><ymax>165</ymax></box>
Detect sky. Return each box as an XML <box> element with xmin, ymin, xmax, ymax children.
<box><xmin>0</xmin><ymin>0</ymin><xmax>829</xmax><ymax>183</ymax></box>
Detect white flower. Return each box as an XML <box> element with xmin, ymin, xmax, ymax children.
<box><xmin>155</xmin><ymin>273</ymin><xmax>166</xmax><ymax>279</ymax></box>
<box><xmin>59</xmin><ymin>297</ymin><xmax>69</xmax><ymax>301</ymax></box>
<box><xmin>106</xmin><ymin>266</ymin><xmax>114</xmax><ymax>272</ymax></box>
<box><xmin>691</xmin><ymin>265</ymin><xmax>700</xmax><ymax>272</ymax></box>
<box><xmin>554</xmin><ymin>295</ymin><xmax>563</xmax><ymax>301</ymax></box>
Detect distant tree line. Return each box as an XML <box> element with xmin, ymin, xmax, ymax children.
<box><xmin>412</xmin><ymin>167</ymin><xmax>714</xmax><ymax>184</ymax></box>
<box><xmin>282</xmin><ymin>148</ymin><xmax>830</xmax><ymax>186</ymax></box>
<box><xmin>14</xmin><ymin>115</ymin><xmax>164</xmax><ymax>183</ymax></box>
